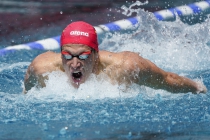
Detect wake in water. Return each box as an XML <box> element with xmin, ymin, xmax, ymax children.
<box><xmin>1</xmin><ymin>1</ymin><xmax>210</xmax><ymax>139</ymax></box>
<box><xmin>0</xmin><ymin>1</ymin><xmax>209</xmax><ymax>100</ymax></box>
<box><xmin>26</xmin><ymin>71</ymin><xmax>141</xmax><ymax>101</ymax></box>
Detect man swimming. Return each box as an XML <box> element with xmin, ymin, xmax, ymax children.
<box><xmin>24</xmin><ymin>21</ymin><xmax>207</xmax><ymax>93</ymax></box>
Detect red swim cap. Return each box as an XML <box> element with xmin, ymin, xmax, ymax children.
<box><xmin>60</xmin><ymin>21</ymin><xmax>98</xmax><ymax>51</ymax></box>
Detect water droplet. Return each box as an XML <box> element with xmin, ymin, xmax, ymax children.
<box><xmin>59</xmin><ymin>127</ymin><xmax>67</xmax><ymax>135</ymax></box>
<box><xmin>128</xmin><ymin>131</ymin><xmax>132</xmax><ymax>137</ymax></box>
<box><xmin>42</xmin><ymin>123</ymin><xmax>48</xmax><ymax>131</ymax></box>
<box><xmin>95</xmin><ymin>130</ymin><xmax>100</xmax><ymax>134</ymax></box>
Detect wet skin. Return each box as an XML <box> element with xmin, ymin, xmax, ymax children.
<box><xmin>24</xmin><ymin>44</ymin><xmax>207</xmax><ymax>93</ymax></box>
<box><xmin>61</xmin><ymin>44</ymin><xmax>97</xmax><ymax>88</ymax></box>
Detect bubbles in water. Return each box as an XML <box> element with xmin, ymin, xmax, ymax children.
<box><xmin>25</xmin><ymin>71</ymin><xmax>140</xmax><ymax>102</ymax></box>
<box><xmin>95</xmin><ymin>131</ymin><xmax>100</xmax><ymax>134</ymax></box>
<box><xmin>42</xmin><ymin>123</ymin><xmax>48</xmax><ymax>131</ymax></box>
<box><xmin>0</xmin><ymin>2</ymin><xmax>210</xmax><ymax>139</ymax></box>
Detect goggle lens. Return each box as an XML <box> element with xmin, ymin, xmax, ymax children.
<box><xmin>62</xmin><ymin>51</ymin><xmax>91</xmax><ymax>60</ymax></box>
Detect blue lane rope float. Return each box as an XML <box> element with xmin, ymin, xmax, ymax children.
<box><xmin>1</xmin><ymin>0</ymin><xmax>210</xmax><ymax>56</ymax></box>
<box><xmin>154</xmin><ymin>0</ymin><xmax>210</xmax><ymax>20</ymax></box>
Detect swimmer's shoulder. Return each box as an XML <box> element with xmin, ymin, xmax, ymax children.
<box><xmin>98</xmin><ymin>50</ymin><xmax>148</xmax><ymax>74</ymax></box>
<box><xmin>98</xmin><ymin>50</ymin><xmax>141</xmax><ymax>65</ymax></box>
<box><xmin>98</xmin><ymin>50</ymin><xmax>116</xmax><ymax>67</ymax></box>
<box><xmin>30</xmin><ymin>51</ymin><xmax>63</xmax><ymax>75</ymax></box>
<box><xmin>33</xmin><ymin>51</ymin><xmax>61</xmax><ymax>62</ymax></box>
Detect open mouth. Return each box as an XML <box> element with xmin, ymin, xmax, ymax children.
<box><xmin>72</xmin><ymin>71</ymin><xmax>82</xmax><ymax>81</ymax></box>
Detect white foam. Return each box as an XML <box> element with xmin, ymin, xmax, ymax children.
<box><xmin>26</xmin><ymin>71</ymin><xmax>141</xmax><ymax>102</ymax></box>
<box><xmin>4</xmin><ymin>5</ymin><xmax>210</xmax><ymax>101</ymax></box>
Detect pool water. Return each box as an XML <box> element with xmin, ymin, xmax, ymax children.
<box><xmin>1</xmin><ymin>5</ymin><xmax>210</xmax><ymax>140</ymax></box>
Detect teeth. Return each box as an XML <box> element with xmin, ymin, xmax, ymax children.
<box><xmin>72</xmin><ymin>71</ymin><xmax>82</xmax><ymax>80</ymax></box>
<box><xmin>73</xmin><ymin>71</ymin><xmax>80</xmax><ymax>73</ymax></box>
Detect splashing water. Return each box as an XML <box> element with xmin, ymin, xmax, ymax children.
<box><xmin>1</xmin><ymin>2</ymin><xmax>210</xmax><ymax>139</ymax></box>
<box><xmin>121</xmin><ymin>1</ymin><xmax>149</xmax><ymax>16</ymax></box>
<box><xmin>102</xmin><ymin>3</ymin><xmax>210</xmax><ymax>73</ymax></box>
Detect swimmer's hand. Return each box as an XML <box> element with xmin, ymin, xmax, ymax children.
<box><xmin>195</xmin><ymin>81</ymin><xmax>207</xmax><ymax>94</ymax></box>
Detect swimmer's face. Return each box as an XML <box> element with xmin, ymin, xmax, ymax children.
<box><xmin>61</xmin><ymin>44</ymin><xmax>97</xmax><ymax>88</ymax></box>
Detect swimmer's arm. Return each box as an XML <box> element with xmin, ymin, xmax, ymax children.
<box><xmin>100</xmin><ymin>51</ymin><xmax>207</xmax><ymax>93</ymax></box>
<box><xmin>117</xmin><ymin>51</ymin><xmax>207</xmax><ymax>93</ymax></box>
<box><xmin>23</xmin><ymin>62</ymin><xmax>48</xmax><ymax>93</ymax></box>
<box><xmin>23</xmin><ymin>51</ymin><xmax>62</xmax><ymax>93</ymax></box>
<box><xmin>139</xmin><ymin>59</ymin><xmax>207</xmax><ymax>94</ymax></box>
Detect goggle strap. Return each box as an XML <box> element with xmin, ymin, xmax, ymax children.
<box><xmin>80</xmin><ymin>51</ymin><xmax>91</xmax><ymax>55</ymax></box>
<box><xmin>61</xmin><ymin>51</ymin><xmax>91</xmax><ymax>55</ymax></box>
<box><xmin>61</xmin><ymin>51</ymin><xmax>70</xmax><ymax>55</ymax></box>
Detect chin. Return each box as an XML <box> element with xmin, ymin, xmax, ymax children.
<box><xmin>71</xmin><ymin>82</ymin><xmax>80</xmax><ymax>88</ymax></box>
<box><xmin>66</xmin><ymin>70</ymin><xmax>85</xmax><ymax>88</ymax></box>
<box><xmin>70</xmin><ymin>77</ymin><xmax>85</xmax><ymax>89</ymax></box>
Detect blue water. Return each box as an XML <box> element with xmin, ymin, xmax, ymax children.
<box><xmin>1</xmin><ymin>6</ymin><xmax>210</xmax><ymax>140</ymax></box>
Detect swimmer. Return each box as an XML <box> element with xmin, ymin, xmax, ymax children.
<box><xmin>24</xmin><ymin>21</ymin><xmax>207</xmax><ymax>94</ymax></box>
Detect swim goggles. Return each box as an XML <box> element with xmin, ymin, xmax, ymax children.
<box><xmin>61</xmin><ymin>50</ymin><xmax>92</xmax><ymax>60</ymax></box>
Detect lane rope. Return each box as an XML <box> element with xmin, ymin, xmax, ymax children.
<box><xmin>1</xmin><ymin>0</ymin><xmax>210</xmax><ymax>56</ymax></box>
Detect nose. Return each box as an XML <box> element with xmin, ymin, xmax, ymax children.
<box><xmin>70</xmin><ymin>57</ymin><xmax>81</xmax><ymax>69</ymax></box>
